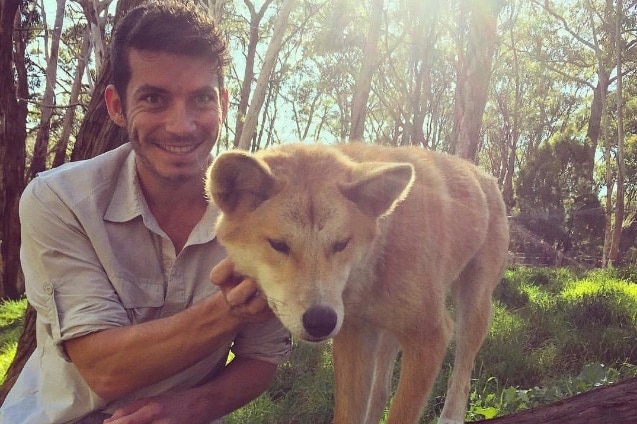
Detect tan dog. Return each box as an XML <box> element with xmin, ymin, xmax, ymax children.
<box><xmin>206</xmin><ymin>143</ymin><xmax>509</xmax><ymax>424</ymax></box>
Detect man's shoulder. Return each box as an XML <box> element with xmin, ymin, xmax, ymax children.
<box><xmin>37</xmin><ymin>143</ymin><xmax>132</xmax><ymax>181</ymax></box>
<box><xmin>24</xmin><ymin>143</ymin><xmax>133</xmax><ymax>207</ymax></box>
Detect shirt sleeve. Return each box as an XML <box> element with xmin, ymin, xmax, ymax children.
<box><xmin>231</xmin><ymin>317</ymin><xmax>292</xmax><ymax>365</ymax></box>
<box><xmin>20</xmin><ymin>178</ymin><xmax>131</xmax><ymax>360</ymax></box>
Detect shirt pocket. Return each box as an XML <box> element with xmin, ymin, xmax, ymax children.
<box><xmin>110</xmin><ymin>276</ymin><xmax>166</xmax><ymax>323</ymax></box>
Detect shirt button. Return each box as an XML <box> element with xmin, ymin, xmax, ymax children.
<box><xmin>44</xmin><ymin>282</ymin><xmax>54</xmax><ymax>295</ymax></box>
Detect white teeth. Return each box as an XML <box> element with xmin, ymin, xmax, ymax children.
<box><xmin>163</xmin><ymin>144</ymin><xmax>197</xmax><ymax>153</ymax></box>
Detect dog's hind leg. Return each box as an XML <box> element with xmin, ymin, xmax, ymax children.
<box><xmin>384</xmin><ymin>315</ymin><xmax>453</xmax><ymax>424</ymax></box>
<box><xmin>440</xmin><ymin>244</ymin><xmax>507</xmax><ymax>423</ymax></box>
<box><xmin>333</xmin><ymin>321</ymin><xmax>389</xmax><ymax>424</ymax></box>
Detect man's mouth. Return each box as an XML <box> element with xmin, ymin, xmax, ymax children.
<box><xmin>161</xmin><ymin>143</ymin><xmax>199</xmax><ymax>154</ymax></box>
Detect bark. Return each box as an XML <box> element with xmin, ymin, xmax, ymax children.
<box><xmin>28</xmin><ymin>0</ymin><xmax>66</xmax><ymax>180</ymax></box>
<box><xmin>232</xmin><ymin>0</ymin><xmax>274</xmax><ymax>148</ymax></box>
<box><xmin>237</xmin><ymin>0</ymin><xmax>295</xmax><ymax>150</ymax></box>
<box><xmin>451</xmin><ymin>0</ymin><xmax>503</xmax><ymax>162</ymax></box>
<box><xmin>403</xmin><ymin>0</ymin><xmax>439</xmax><ymax>148</ymax></box>
<box><xmin>349</xmin><ymin>0</ymin><xmax>383</xmax><ymax>141</ymax></box>
<box><xmin>81</xmin><ymin>0</ymin><xmax>107</xmax><ymax>74</ymax></box>
<box><xmin>70</xmin><ymin>0</ymin><xmax>144</xmax><ymax>161</ymax></box>
<box><xmin>0</xmin><ymin>0</ymin><xmax>27</xmax><ymax>300</ymax></box>
<box><xmin>53</xmin><ymin>33</ymin><xmax>91</xmax><ymax>168</ymax></box>
<box><xmin>473</xmin><ymin>377</ymin><xmax>637</xmax><ymax>424</ymax></box>
<box><xmin>607</xmin><ymin>0</ymin><xmax>625</xmax><ymax>266</ymax></box>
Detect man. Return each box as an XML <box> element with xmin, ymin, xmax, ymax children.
<box><xmin>0</xmin><ymin>1</ymin><xmax>290</xmax><ymax>423</ymax></box>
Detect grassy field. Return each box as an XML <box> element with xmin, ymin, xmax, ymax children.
<box><xmin>1</xmin><ymin>266</ymin><xmax>636</xmax><ymax>423</ymax></box>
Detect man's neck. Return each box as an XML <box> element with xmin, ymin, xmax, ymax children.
<box><xmin>139</xmin><ymin>174</ymin><xmax>209</xmax><ymax>253</ymax></box>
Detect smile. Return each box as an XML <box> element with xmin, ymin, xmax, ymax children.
<box><xmin>161</xmin><ymin>143</ymin><xmax>199</xmax><ymax>154</ymax></box>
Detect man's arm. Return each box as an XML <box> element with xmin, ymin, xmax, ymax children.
<box><xmin>104</xmin><ymin>356</ymin><xmax>277</xmax><ymax>424</ymax></box>
<box><xmin>64</xmin><ymin>273</ymin><xmax>272</xmax><ymax>401</ymax></box>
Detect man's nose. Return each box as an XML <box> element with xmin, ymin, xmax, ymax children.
<box><xmin>165</xmin><ymin>103</ymin><xmax>196</xmax><ymax>135</ymax></box>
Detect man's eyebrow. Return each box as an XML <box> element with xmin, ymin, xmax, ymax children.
<box><xmin>132</xmin><ymin>84</ymin><xmax>218</xmax><ymax>97</ymax></box>
<box><xmin>132</xmin><ymin>84</ymin><xmax>169</xmax><ymax>96</ymax></box>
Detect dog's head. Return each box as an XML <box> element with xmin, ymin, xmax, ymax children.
<box><xmin>206</xmin><ymin>144</ymin><xmax>414</xmax><ymax>342</ymax></box>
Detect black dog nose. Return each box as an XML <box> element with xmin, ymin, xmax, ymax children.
<box><xmin>302</xmin><ymin>306</ymin><xmax>337</xmax><ymax>338</ymax></box>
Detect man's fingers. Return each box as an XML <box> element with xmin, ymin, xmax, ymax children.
<box><xmin>209</xmin><ymin>258</ymin><xmax>272</xmax><ymax>321</ymax></box>
<box><xmin>209</xmin><ymin>258</ymin><xmax>237</xmax><ymax>287</ymax></box>
<box><xmin>225</xmin><ymin>278</ymin><xmax>260</xmax><ymax>307</ymax></box>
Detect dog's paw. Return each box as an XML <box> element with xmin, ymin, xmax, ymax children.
<box><xmin>437</xmin><ymin>419</ymin><xmax>464</xmax><ymax>424</ymax></box>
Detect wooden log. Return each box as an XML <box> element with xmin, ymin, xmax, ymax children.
<box><xmin>472</xmin><ymin>376</ymin><xmax>637</xmax><ymax>424</ymax></box>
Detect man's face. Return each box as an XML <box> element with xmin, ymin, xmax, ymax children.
<box><xmin>108</xmin><ymin>49</ymin><xmax>228</xmax><ymax>186</ymax></box>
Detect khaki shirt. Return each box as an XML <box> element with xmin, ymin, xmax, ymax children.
<box><xmin>0</xmin><ymin>144</ymin><xmax>290</xmax><ymax>424</ymax></box>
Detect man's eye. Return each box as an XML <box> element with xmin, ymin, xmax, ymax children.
<box><xmin>193</xmin><ymin>92</ymin><xmax>216</xmax><ymax>109</ymax></box>
<box><xmin>332</xmin><ymin>238</ymin><xmax>350</xmax><ymax>253</ymax></box>
<box><xmin>268</xmin><ymin>239</ymin><xmax>290</xmax><ymax>255</ymax></box>
<box><xmin>197</xmin><ymin>93</ymin><xmax>214</xmax><ymax>104</ymax></box>
<box><xmin>141</xmin><ymin>94</ymin><xmax>164</xmax><ymax>106</ymax></box>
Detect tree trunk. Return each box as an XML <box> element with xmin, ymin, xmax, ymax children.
<box><xmin>53</xmin><ymin>33</ymin><xmax>91</xmax><ymax>168</ymax></box>
<box><xmin>0</xmin><ymin>0</ymin><xmax>27</xmax><ymax>300</ymax></box>
<box><xmin>28</xmin><ymin>0</ymin><xmax>67</xmax><ymax>180</ymax></box>
<box><xmin>451</xmin><ymin>0</ymin><xmax>502</xmax><ymax>162</ymax></box>
<box><xmin>232</xmin><ymin>0</ymin><xmax>274</xmax><ymax>148</ymax></box>
<box><xmin>473</xmin><ymin>377</ymin><xmax>637</xmax><ymax>424</ymax></box>
<box><xmin>349</xmin><ymin>0</ymin><xmax>383</xmax><ymax>141</ymax></box>
<box><xmin>71</xmin><ymin>0</ymin><xmax>144</xmax><ymax>161</ymax></box>
<box><xmin>237</xmin><ymin>0</ymin><xmax>295</xmax><ymax>150</ymax></box>
<box><xmin>607</xmin><ymin>0</ymin><xmax>625</xmax><ymax>266</ymax></box>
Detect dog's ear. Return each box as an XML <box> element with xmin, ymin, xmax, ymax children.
<box><xmin>339</xmin><ymin>162</ymin><xmax>414</xmax><ymax>218</ymax></box>
<box><xmin>206</xmin><ymin>151</ymin><xmax>279</xmax><ymax>214</ymax></box>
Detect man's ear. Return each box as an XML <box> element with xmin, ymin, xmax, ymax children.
<box><xmin>206</xmin><ymin>151</ymin><xmax>280</xmax><ymax>214</ymax></box>
<box><xmin>339</xmin><ymin>162</ymin><xmax>415</xmax><ymax>218</ymax></box>
<box><xmin>104</xmin><ymin>85</ymin><xmax>126</xmax><ymax>128</ymax></box>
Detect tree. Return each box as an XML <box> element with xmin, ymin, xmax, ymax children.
<box><xmin>0</xmin><ymin>0</ymin><xmax>30</xmax><ymax>300</ymax></box>
<box><xmin>71</xmin><ymin>0</ymin><xmax>142</xmax><ymax>160</ymax></box>
<box><xmin>516</xmin><ymin>135</ymin><xmax>605</xmax><ymax>264</ymax></box>
<box><xmin>230</xmin><ymin>0</ymin><xmax>274</xmax><ymax>149</ymax></box>
<box><xmin>349</xmin><ymin>0</ymin><xmax>383</xmax><ymax>141</ymax></box>
<box><xmin>451</xmin><ymin>0</ymin><xmax>504</xmax><ymax>162</ymax></box>
<box><xmin>28</xmin><ymin>0</ymin><xmax>67</xmax><ymax>180</ymax></box>
<box><xmin>605</xmin><ymin>0</ymin><xmax>627</xmax><ymax>266</ymax></box>
<box><xmin>237</xmin><ymin>0</ymin><xmax>296</xmax><ymax>150</ymax></box>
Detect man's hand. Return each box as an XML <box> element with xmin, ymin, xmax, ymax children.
<box><xmin>210</xmin><ymin>258</ymin><xmax>274</xmax><ymax>324</ymax></box>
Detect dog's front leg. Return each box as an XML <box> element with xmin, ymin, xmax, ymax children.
<box><xmin>332</xmin><ymin>321</ymin><xmax>382</xmax><ymax>424</ymax></box>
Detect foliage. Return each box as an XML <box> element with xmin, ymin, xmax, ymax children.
<box><xmin>514</xmin><ymin>134</ymin><xmax>606</xmax><ymax>264</ymax></box>
<box><xmin>0</xmin><ymin>298</ymin><xmax>27</xmax><ymax>379</ymax></box>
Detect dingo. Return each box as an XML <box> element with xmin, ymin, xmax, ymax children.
<box><xmin>206</xmin><ymin>143</ymin><xmax>509</xmax><ymax>424</ymax></box>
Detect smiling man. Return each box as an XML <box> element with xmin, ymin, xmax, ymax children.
<box><xmin>0</xmin><ymin>2</ymin><xmax>290</xmax><ymax>423</ymax></box>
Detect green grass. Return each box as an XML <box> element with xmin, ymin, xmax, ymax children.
<box><xmin>2</xmin><ymin>267</ymin><xmax>636</xmax><ymax>423</ymax></box>
<box><xmin>224</xmin><ymin>266</ymin><xmax>637</xmax><ymax>423</ymax></box>
<box><xmin>0</xmin><ymin>298</ymin><xmax>27</xmax><ymax>379</ymax></box>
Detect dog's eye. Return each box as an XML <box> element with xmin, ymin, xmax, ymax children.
<box><xmin>268</xmin><ymin>239</ymin><xmax>290</xmax><ymax>255</ymax></box>
<box><xmin>332</xmin><ymin>238</ymin><xmax>351</xmax><ymax>253</ymax></box>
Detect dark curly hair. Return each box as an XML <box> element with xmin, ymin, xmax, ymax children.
<box><xmin>110</xmin><ymin>0</ymin><xmax>230</xmax><ymax>107</ymax></box>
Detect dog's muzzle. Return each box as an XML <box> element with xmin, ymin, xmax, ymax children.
<box><xmin>302</xmin><ymin>305</ymin><xmax>337</xmax><ymax>340</ymax></box>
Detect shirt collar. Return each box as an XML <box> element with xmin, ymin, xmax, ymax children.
<box><xmin>103</xmin><ymin>150</ymin><xmax>218</xmax><ymax>245</ymax></box>
<box><xmin>104</xmin><ymin>151</ymin><xmax>145</xmax><ymax>223</ymax></box>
